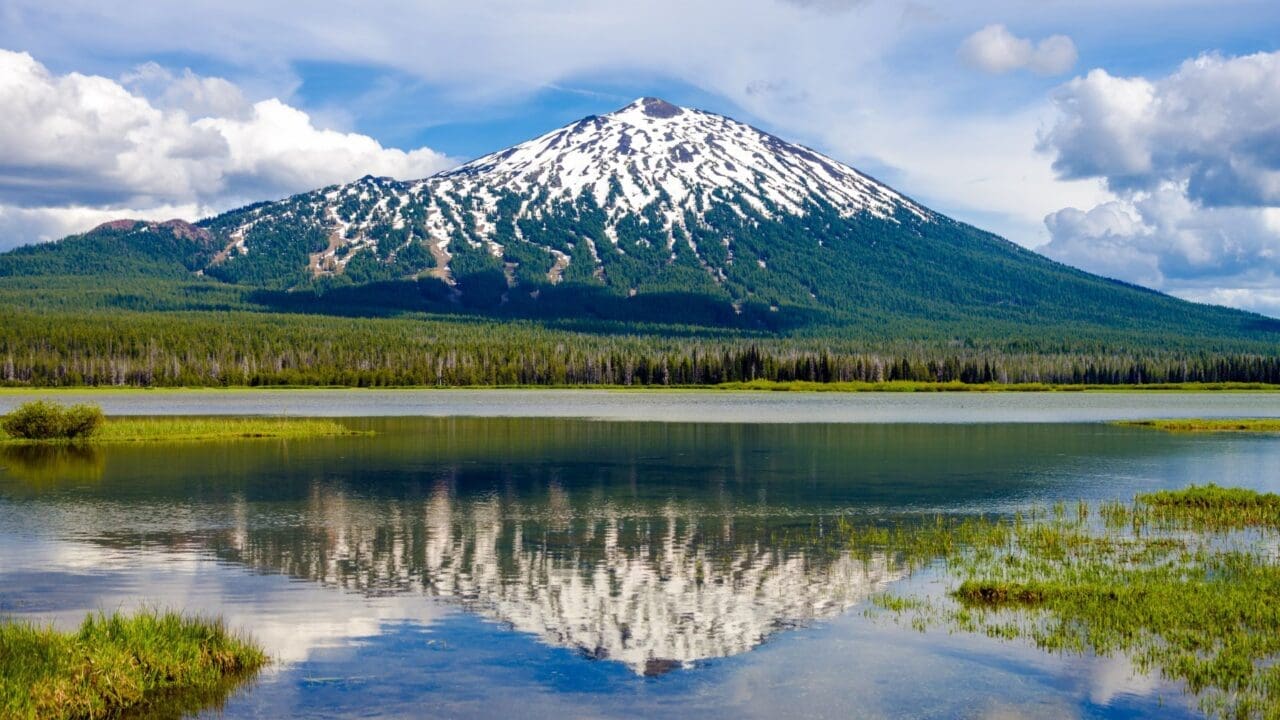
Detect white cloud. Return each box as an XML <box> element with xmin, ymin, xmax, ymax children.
<box><xmin>0</xmin><ymin>0</ymin><xmax>1104</xmax><ymax>251</ymax></box>
<box><xmin>196</xmin><ymin>100</ymin><xmax>452</xmax><ymax>201</ymax></box>
<box><xmin>1044</xmin><ymin>188</ymin><xmax>1280</xmax><ymax>314</ymax></box>
<box><xmin>0</xmin><ymin>0</ymin><xmax>1265</xmax><ymax>269</ymax></box>
<box><xmin>122</xmin><ymin>62</ymin><xmax>252</xmax><ymax>119</ymax></box>
<box><xmin>0</xmin><ymin>203</ymin><xmax>209</xmax><ymax>246</ymax></box>
<box><xmin>1042</xmin><ymin>52</ymin><xmax>1280</xmax><ymax>203</ymax></box>
<box><xmin>0</xmin><ymin>49</ymin><xmax>454</xmax><ymax>249</ymax></box>
<box><xmin>1039</xmin><ymin>51</ymin><xmax>1280</xmax><ymax>315</ymax></box>
<box><xmin>1042</xmin><ymin>200</ymin><xmax>1161</xmax><ymax>286</ymax></box>
<box><xmin>959</xmin><ymin>25</ymin><xmax>1077</xmax><ymax>75</ymax></box>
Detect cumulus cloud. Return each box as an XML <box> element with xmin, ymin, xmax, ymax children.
<box><xmin>1044</xmin><ymin>188</ymin><xmax>1279</xmax><ymax>286</ymax></box>
<box><xmin>0</xmin><ymin>203</ymin><xmax>210</xmax><ymax>247</ymax></box>
<box><xmin>122</xmin><ymin>63</ymin><xmax>252</xmax><ymax>119</ymax></box>
<box><xmin>0</xmin><ymin>49</ymin><xmax>454</xmax><ymax>249</ymax></box>
<box><xmin>1041</xmin><ymin>52</ymin><xmax>1280</xmax><ymax>204</ymax></box>
<box><xmin>1040</xmin><ymin>51</ymin><xmax>1280</xmax><ymax>315</ymax></box>
<box><xmin>0</xmin><ymin>0</ymin><xmax>1257</xmax><ymax>270</ymax></box>
<box><xmin>959</xmin><ymin>25</ymin><xmax>1077</xmax><ymax>75</ymax></box>
<box><xmin>0</xmin><ymin>0</ymin><xmax>1132</xmax><ymax>252</ymax></box>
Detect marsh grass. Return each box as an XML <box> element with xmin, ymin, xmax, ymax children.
<box><xmin>0</xmin><ymin>416</ymin><xmax>369</xmax><ymax>444</ymax></box>
<box><xmin>1135</xmin><ymin>484</ymin><xmax>1280</xmax><ymax>529</ymax></box>
<box><xmin>859</xmin><ymin>486</ymin><xmax>1280</xmax><ymax>719</ymax></box>
<box><xmin>1117</xmin><ymin>418</ymin><xmax>1280</xmax><ymax>433</ymax></box>
<box><xmin>0</xmin><ymin>610</ymin><xmax>266</xmax><ymax>720</ymax></box>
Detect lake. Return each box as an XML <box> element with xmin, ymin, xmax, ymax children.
<box><xmin>3</xmin><ymin>391</ymin><xmax>1279</xmax><ymax>718</ymax></box>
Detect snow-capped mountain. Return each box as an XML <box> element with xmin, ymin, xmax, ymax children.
<box><xmin>17</xmin><ymin>95</ymin><xmax>1265</xmax><ymax>338</ymax></box>
<box><xmin>438</xmin><ymin>97</ymin><xmax>929</xmax><ymax>228</ymax></box>
<box><xmin>198</xmin><ymin>97</ymin><xmax>940</xmax><ymax>303</ymax></box>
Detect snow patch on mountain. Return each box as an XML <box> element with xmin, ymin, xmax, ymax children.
<box><xmin>212</xmin><ymin>98</ymin><xmax>933</xmax><ymax>282</ymax></box>
<box><xmin>439</xmin><ymin>97</ymin><xmax>928</xmax><ymax>230</ymax></box>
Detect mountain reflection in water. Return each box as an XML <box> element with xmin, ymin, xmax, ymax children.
<box><xmin>2</xmin><ymin>415</ymin><xmax>1258</xmax><ymax>693</ymax></box>
<box><xmin>107</xmin><ymin>481</ymin><xmax>903</xmax><ymax>675</ymax></box>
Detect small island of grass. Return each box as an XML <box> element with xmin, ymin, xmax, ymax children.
<box><xmin>0</xmin><ymin>401</ymin><xmax>369</xmax><ymax>444</ymax></box>
<box><xmin>75</xmin><ymin>416</ymin><xmax>370</xmax><ymax>443</ymax></box>
<box><xmin>1115</xmin><ymin>418</ymin><xmax>1280</xmax><ymax>433</ymax></box>
<box><xmin>0</xmin><ymin>610</ymin><xmax>266</xmax><ymax>720</ymax></box>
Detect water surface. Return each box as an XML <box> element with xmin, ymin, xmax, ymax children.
<box><xmin>3</xmin><ymin>388</ymin><xmax>1280</xmax><ymax>422</ymax></box>
<box><xmin>4</xmin><ymin>399</ymin><xmax>1280</xmax><ymax>718</ymax></box>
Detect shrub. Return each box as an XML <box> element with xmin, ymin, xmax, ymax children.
<box><xmin>59</xmin><ymin>404</ymin><xmax>106</xmax><ymax>439</ymax></box>
<box><xmin>0</xmin><ymin>401</ymin><xmax>106</xmax><ymax>440</ymax></box>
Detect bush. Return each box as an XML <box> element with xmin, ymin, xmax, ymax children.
<box><xmin>0</xmin><ymin>401</ymin><xmax>106</xmax><ymax>440</ymax></box>
<box><xmin>59</xmin><ymin>404</ymin><xmax>106</xmax><ymax>439</ymax></box>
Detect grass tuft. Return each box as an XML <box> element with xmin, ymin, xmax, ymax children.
<box><xmin>0</xmin><ymin>610</ymin><xmax>266</xmax><ymax>720</ymax></box>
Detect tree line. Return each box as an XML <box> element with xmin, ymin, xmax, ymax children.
<box><xmin>4</xmin><ymin>309</ymin><xmax>1280</xmax><ymax>388</ymax></box>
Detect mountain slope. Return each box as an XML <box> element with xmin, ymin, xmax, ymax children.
<box><xmin>0</xmin><ymin>220</ymin><xmax>220</xmax><ymax>279</ymax></box>
<box><xmin>3</xmin><ymin>97</ymin><xmax>1279</xmax><ymax>343</ymax></box>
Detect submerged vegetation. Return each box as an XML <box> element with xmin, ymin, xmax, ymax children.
<box><xmin>1117</xmin><ymin>418</ymin><xmax>1280</xmax><ymax>433</ymax></box>
<box><xmin>0</xmin><ymin>610</ymin><xmax>265</xmax><ymax>720</ymax></box>
<box><xmin>0</xmin><ymin>401</ymin><xmax>368</xmax><ymax>444</ymax></box>
<box><xmin>860</xmin><ymin>486</ymin><xmax>1280</xmax><ymax>719</ymax></box>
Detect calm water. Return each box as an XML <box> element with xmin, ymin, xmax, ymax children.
<box><xmin>3</xmin><ymin>393</ymin><xmax>1280</xmax><ymax>718</ymax></box>
<box><xmin>4</xmin><ymin>388</ymin><xmax>1280</xmax><ymax>422</ymax></box>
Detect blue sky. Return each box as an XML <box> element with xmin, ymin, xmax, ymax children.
<box><xmin>1</xmin><ymin>0</ymin><xmax>1278</xmax><ymax>313</ymax></box>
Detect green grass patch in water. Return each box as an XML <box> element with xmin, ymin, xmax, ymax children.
<box><xmin>857</xmin><ymin>486</ymin><xmax>1280</xmax><ymax>719</ymax></box>
<box><xmin>0</xmin><ymin>416</ymin><xmax>369</xmax><ymax>444</ymax></box>
<box><xmin>1117</xmin><ymin>418</ymin><xmax>1280</xmax><ymax>433</ymax></box>
<box><xmin>0</xmin><ymin>610</ymin><xmax>266</xmax><ymax>720</ymax></box>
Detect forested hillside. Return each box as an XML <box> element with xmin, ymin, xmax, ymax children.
<box><xmin>1</xmin><ymin>275</ymin><xmax>1278</xmax><ymax>388</ymax></box>
<box><xmin>2</xmin><ymin>98</ymin><xmax>1279</xmax><ymax>388</ymax></box>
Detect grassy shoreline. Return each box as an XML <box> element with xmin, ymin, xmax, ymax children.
<box><xmin>0</xmin><ymin>610</ymin><xmax>265</xmax><ymax>720</ymax></box>
<box><xmin>1116</xmin><ymin>418</ymin><xmax>1280</xmax><ymax>433</ymax></box>
<box><xmin>0</xmin><ymin>417</ymin><xmax>369</xmax><ymax>445</ymax></box>
<box><xmin>1</xmin><ymin>380</ymin><xmax>1279</xmax><ymax>394</ymax></box>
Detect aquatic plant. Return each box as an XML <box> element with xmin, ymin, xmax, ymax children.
<box><xmin>1117</xmin><ymin>418</ymin><xmax>1280</xmax><ymax>433</ymax></box>
<box><xmin>860</xmin><ymin>487</ymin><xmax>1280</xmax><ymax>719</ymax></box>
<box><xmin>0</xmin><ymin>610</ymin><xmax>266</xmax><ymax>720</ymax></box>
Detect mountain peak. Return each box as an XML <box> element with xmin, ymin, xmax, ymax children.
<box><xmin>439</xmin><ymin>96</ymin><xmax>927</xmax><ymax>227</ymax></box>
<box><xmin>202</xmin><ymin>99</ymin><xmax>930</xmax><ymax>291</ymax></box>
<box><xmin>623</xmin><ymin>97</ymin><xmax>683</xmax><ymax>119</ymax></box>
